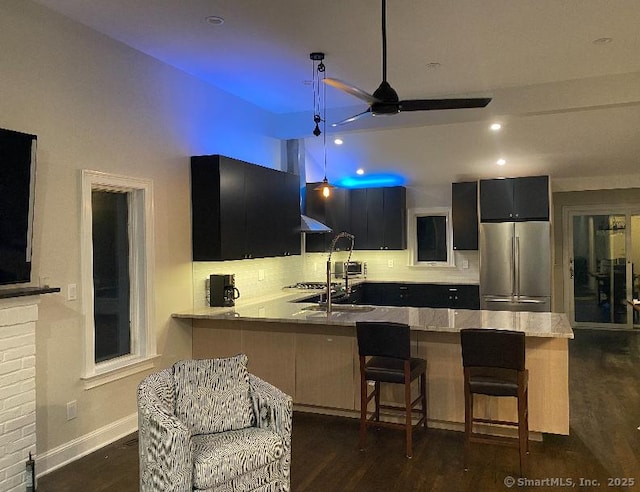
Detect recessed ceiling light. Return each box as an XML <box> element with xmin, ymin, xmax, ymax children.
<box><xmin>490</xmin><ymin>123</ymin><xmax>502</xmax><ymax>131</ymax></box>
<box><xmin>205</xmin><ymin>16</ymin><xmax>225</xmax><ymax>26</ymax></box>
<box><xmin>497</xmin><ymin>158</ymin><xmax>506</xmax><ymax>166</ymax></box>
<box><xmin>356</xmin><ymin>168</ymin><xmax>365</xmax><ymax>175</ymax></box>
<box><xmin>425</xmin><ymin>62</ymin><xmax>441</xmax><ymax>70</ymax></box>
<box><xmin>334</xmin><ymin>138</ymin><xmax>343</xmax><ymax>145</ymax></box>
<box><xmin>592</xmin><ymin>37</ymin><xmax>613</xmax><ymax>45</ymax></box>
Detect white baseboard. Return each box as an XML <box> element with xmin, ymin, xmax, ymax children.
<box><xmin>37</xmin><ymin>413</ymin><xmax>138</xmax><ymax>477</ymax></box>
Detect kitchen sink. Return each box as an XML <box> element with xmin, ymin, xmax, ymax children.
<box><xmin>301</xmin><ymin>304</ymin><xmax>376</xmax><ymax>313</ymax></box>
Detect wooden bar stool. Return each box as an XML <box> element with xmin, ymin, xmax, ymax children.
<box><xmin>356</xmin><ymin>321</ymin><xmax>427</xmax><ymax>458</ymax></box>
<box><xmin>460</xmin><ymin>328</ymin><xmax>529</xmax><ymax>475</ymax></box>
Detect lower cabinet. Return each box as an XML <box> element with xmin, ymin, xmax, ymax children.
<box><xmin>189</xmin><ymin>319</ymin><xmax>569</xmax><ymax>435</ymax></box>
<box><xmin>242</xmin><ymin>327</ymin><xmax>296</xmax><ymax>399</ymax></box>
<box><xmin>192</xmin><ymin>320</ymin><xmax>296</xmax><ymax>399</ymax></box>
<box><xmin>354</xmin><ymin>282</ymin><xmax>479</xmax><ymax>309</ymax></box>
<box><xmin>192</xmin><ymin>320</ymin><xmax>355</xmax><ymax>411</ymax></box>
<box><xmin>295</xmin><ymin>327</ymin><xmax>356</xmax><ymax>410</ymax></box>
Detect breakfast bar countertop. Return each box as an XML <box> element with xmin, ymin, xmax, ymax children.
<box><xmin>173</xmin><ymin>289</ymin><xmax>574</xmax><ymax>339</ymax></box>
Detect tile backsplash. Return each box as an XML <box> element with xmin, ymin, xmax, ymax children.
<box><xmin>303</xmin><ymin>249</ymin><xmax>479</xmax><ymax>283</ymax></box>
<box><xmin>192</xmin><ymin>256</ymin><xmax>305</xmax><ymax>308</ymax></box>
<box><xmin>192</xmin><ymin>248</ymin><xmax>479</xmax><ymax>308</ymax></box>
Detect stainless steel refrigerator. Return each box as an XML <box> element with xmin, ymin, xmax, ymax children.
<box><xmin>480</xmin><ymin>221</ymin><xmax>551</xmax><ymax>312</ymax></box>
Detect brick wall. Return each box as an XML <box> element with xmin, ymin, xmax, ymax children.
<box><xmin>0</xmin><ymin>301</ymin><xmax>38</xmax><ymax>492</ymax></box>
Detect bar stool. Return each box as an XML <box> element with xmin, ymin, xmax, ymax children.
<box><xmin>460</xmin><ymin>328</ymin><xmax>529</xmax><ymax>475</ymax></box>
<box><xmin>356</xmin><ymin>321</ymin><xmax>427</xmax><ymax>458</ymax></box>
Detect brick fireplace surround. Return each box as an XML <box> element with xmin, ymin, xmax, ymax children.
<box><xmin>0</xmin><ymin>290</ymin><xmax>56</xmax><ymax>492</ymax></box>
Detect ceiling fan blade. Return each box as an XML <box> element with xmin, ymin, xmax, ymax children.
<box><xmin>324</xmin><ymin>78</ymin><xmax>379</xmax><ymax>104</ymax></box>
<box><xmin>399</xmin><ymin>98</ymin><xmax>492</xmax><ymax>112</ymax></box>
<box><xmin>331</xmin><ymin>108</ymin><xmax>372</xmax><ymax>127</ymax></box>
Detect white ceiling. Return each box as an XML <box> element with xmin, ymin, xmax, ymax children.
<box><xmin>33</xmin><ymin>0</ymin><xmax>640</xmax><ymax>188</ymax></box>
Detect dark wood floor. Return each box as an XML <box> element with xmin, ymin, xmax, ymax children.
<box><xmin>38</xmin><ymin>329</ymin><xmax>640</xmax><ymax>491</ymax></box>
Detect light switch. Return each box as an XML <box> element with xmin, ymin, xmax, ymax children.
<box><xmin>67</xmin><ymin>283</ymin><xmax>77</xmax><ymax>301</ymax></box>
<box><xmin>258</xmin><ymin>269</ymin><xmax>265</xmax><ymax>281</ymax></box>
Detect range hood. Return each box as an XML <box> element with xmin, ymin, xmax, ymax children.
<box><xmin>282</xmin><ymin>139</ymin><xmax>332</xmax><ymax>233</ymax></box>
<box><xmin>301</xmin><ymin>214</ymin><xmax>332</xmax><ymax>233</ymax></box>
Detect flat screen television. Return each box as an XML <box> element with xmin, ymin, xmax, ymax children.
<box><xmin>0</xmin><ymin>128</ymin><xmax>37</xmax><ymax>285</ymax></box>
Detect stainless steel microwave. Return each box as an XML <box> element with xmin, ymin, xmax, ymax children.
<box><xmin>334</xmin><ymin>261</ymin><xmax>366</xmax><ymax>278</ymax></box>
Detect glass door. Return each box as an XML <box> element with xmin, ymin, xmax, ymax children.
<box><xmin>566</xmin><ymin>208</ymin><xmax>640</xmax><ymax>329</ymax></box>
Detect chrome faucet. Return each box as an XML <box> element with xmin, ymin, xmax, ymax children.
<box><xmin>326</xmin><ymin>232</ymin><xmax>355</xmax><ymax>313</ymax></box>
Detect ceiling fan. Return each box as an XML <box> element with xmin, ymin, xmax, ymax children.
<box><xmin>325</xmin><ymin>0</ymin><xmax>491</xmax><ymax>126</ymax></box>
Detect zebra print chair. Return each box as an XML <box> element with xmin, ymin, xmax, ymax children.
<box><xmin>137</xmin><ymin>354</ymin><xmax>292</xmax><ymax>491</ymax></box>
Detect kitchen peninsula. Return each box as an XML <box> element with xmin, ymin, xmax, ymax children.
<box><xmin>173</xmin><ymin>290</ymin><xmax>573</xmax><ymax>437</ymax></box>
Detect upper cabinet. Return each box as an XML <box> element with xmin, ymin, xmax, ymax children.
<box><xmin>479</xmin><ymin>176</ymin><xmax>549</xmax><ymax>222</ymax></box>
<box><xmin>452</xmin><ymin>181</ymin><xmax>478</xmax><ymax>250</ymax></box>
<box><xmin>305</xmin><ymin>185</ymin><xmax>406</xmax><ymax>252</ymax></box>
<box><xmin>191</xmin><ymin>155</ymin><xmax>300</xmax><ymax>261</ymax></box>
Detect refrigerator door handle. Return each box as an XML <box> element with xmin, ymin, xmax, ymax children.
<box><xmin>510</xmin><ymin>236</ymin><xmax>515</xmax><ymax>297</ymax></box>
<box><xmin>515</xmin><ymin>235</ymin><xmax>520</xmax><ymax>297</ymax></box>
<box><xmin>485</xmin><ymin>297</ymin><xmax>513</xmax><ymax>303</ymax></box>
<box><xmin>516</xmin><ymin>299</ymin><xmax>547</xmax><ymax>304</ymax></box>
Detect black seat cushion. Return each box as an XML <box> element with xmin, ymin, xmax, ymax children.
<box><xmin>364</xmin><ymin>356</ymin><xmax>427</xmax><ymax>384</ymax></box>
<box><xmin>467</xmin><ymin>367</ymin><xmax>528</xmax><ymax>397</ymax></box>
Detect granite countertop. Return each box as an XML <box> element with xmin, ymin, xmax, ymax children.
<box><xmin>173</xmin><ymin>289</ymin><xmax>574</xmax><ymax>339</ymax></box>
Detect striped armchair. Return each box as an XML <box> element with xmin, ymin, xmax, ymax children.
<box><xmin>137</xmin><ymin>355</ymin><xmax>292</xmax><ymax>491</ymax></box>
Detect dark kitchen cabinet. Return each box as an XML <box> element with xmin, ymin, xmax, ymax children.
<box><xmin>349</xmin><ymin>189</ymin><xmax>369</xmax><ymax>249</ymax></box>
<box><xmin>480</xmin><ymin>176</ymin><xmax>549</xmax><ymax>222</ymax></box>
<box><xmin>304</xmin><ymin>185</ymin><xmax>405</xmax><ymax>252</ymax></box>
<box><xmin>442</xmin><ymin>284</ymin><xmax>480</xmax><ymax>310</ymax></box>
<box><xmin>382</xmin><ymin>187</ymin><xmax>407</xmax><ymax>250</ymax></box>
<box><xmin>191</xmin><ymin>155</ymin><xmax>300</xmax><ymax>261</ymax></box>
<box><xmin>348</xmin><ymin>282</ymin><xmax>479</xmax><ymax>309</ymax></box>
<box><xmin>350</xmin><ymin>187</ymin><xmax>406</xmax><ymax>250</ymax></box>
<box><xmin>280</xmin><ymin>172</ymin><xmax>303</xmax><ymax>255</ymax></box>
<box><xmin>356</xmin><ymin>282</ymin><xmax>404</xmax><ymax>306</ymax></box>
<box><xmin>452</xmin><ymin>181</ymin><xmax>478</xmax><ymax>250</ymax></box>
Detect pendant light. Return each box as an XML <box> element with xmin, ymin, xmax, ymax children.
<box><xmin>310</xmin><ymin>52</ymin><xmax>334</xmax><ymax>198</ymax></box>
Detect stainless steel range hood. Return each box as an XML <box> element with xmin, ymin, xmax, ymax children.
<box><xmin>301</xmin><ymin>214</ymin><xmax>332</xmax><ymax>233</ymax></box>
<box><xmin>283</xmin><ymin>138</ymin><xmax>332</xmax><ymax>234</ymax></box>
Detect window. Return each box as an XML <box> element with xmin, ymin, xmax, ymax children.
<box><xmin>408</xmin><ymin>208</ymin><xmax>454</xmax><ymax>267</ymax></box>
<box><xmin>81</xmin><ymin>170</ymin><xmax>156</xmax><ymax>387</ymax></box>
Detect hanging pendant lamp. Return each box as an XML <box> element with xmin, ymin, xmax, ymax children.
<box><xmin>310</xmin><ymin>52</ymin><xmax>334</xmax><ymax>198</ymax></box>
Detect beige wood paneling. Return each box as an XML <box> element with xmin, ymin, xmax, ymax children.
<box><xmin>416</xmin><ymin>331</ymin><xmax>569</xmax><ymax>435</ymax></box>
<box><xmin>192</xmin><ymin>319</ymin><xmax>242</xmax><ymax>358</ymax></box>
<box><xmin>241</xmin><ymin>323</ymin><xmax>296</xmax><ymax>399</ymax></box>
<box><xmin>191</xmin><ymin>320</ymin><xmax>569</xmax><ymax>435</ymax></box>
<box><xmin>295</xmin><ymin>326</ymin><xmax>356</xmax><ymax>410</ymax></box>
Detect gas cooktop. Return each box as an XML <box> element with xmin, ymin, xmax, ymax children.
<box><xmin>287</xmin><ymin>282</ymin><xmax>341</xmax><ymax>290</ymax></box>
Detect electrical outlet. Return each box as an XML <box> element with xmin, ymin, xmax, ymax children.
<box><xmin>258</xmin><ymin>306</ymin><xmax>266</xmax><ymax>317</ymax></box>
<box><xmin>258</xmin><ymin>269</ymin><xmax>265</xmax><ymax>281</ymax></box>
<box><xmin>387</xmin><ymin>259</ymin><xmax>394</xmax><ymax>268</ymax></box>
<box><xmin>462</xmin><ymin>260</ymin><xmax>469</xmax><ymax>269</ymax></box>
<box><xmin>67</xmin><ymin>284</ymin><xmax>77</xmax><ymax>301</ymax></box>
<box><xmin>66</xmin><ymin>400</ymin><xmax>77</xmax><ymax>421</ymax></box>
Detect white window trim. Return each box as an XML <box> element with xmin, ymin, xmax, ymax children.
<box><xmin>80</xmin><ymin>170</ymin><xmax>157</xmax><ymax>386</ymax></box>
<box><xmin>407</xmin><ymin>207</ymin><xmax>455</xmax><ymax>267</ymax></box>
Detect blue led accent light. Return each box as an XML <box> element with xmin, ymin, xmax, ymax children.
<box><xmin>336</xmin><ymin>174</ymin><xmax>405</xmax><ymax>188</ymax></box>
